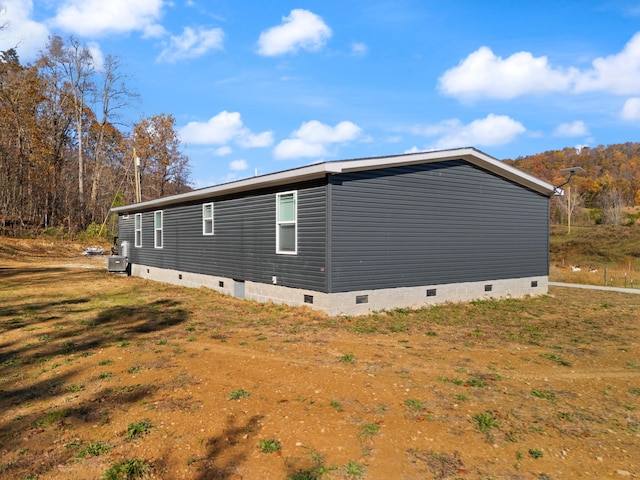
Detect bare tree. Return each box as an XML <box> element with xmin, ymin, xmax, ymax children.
<box><xmin>46</xmin><ymin>36</ymin><xmax>96</xmax><ymax>227</ymax></box>
<box><xmin>87</xmin><ymin>54</ymin><xmax>138</xmax><ymax>221</ymax></box>
<box><xmin>600</xmin><ymin>187</ymin><xmax>625</xmax><ymax>225</ymax></box>
<box><xmin>556</xmin><ymin>186</ymin><xmax>584</xmax><ymax>229</ymax></box>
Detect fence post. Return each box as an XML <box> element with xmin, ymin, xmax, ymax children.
<box><xmin>604</xmin><ymin>267</ymin><xmax>607</xmax><ymax>287</ymax></box>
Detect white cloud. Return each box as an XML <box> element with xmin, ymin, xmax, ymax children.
<box><xmin>414</xmin><ymin>114</ymin><xmax>525</xmax><ymax>150</ymax></box>
<box><xmin>214</xmin><ymin>146</ymin><xmax>233</xmax><ymax>156</ymax></box>
<box><xmin>0</xmin><ymin>0</ymin><xmax>50</xmax><ymax>61</ymax></box>
<box><xmin>237</xmin><ymin>131</ymin><xmax>275</xmax><ymax>148</ymax></box>
<box><xmin>553</xmin><ymin>120</ymin><xmax>589</xmax><ymax>137</ymax></box>
<box><xmin>351</xmin><ymin>42</ymin><xmax>368</xmax><ymax>56</ymax></box>
<box><xmin>274</xmin><ymin>139</ymin><xmax>327</xmax><ymax>159</ymax></box>
<box><xmin>274</xmin><ymin>120</ymin><xmax>362</xmax><ymax>159</ymax></box>
<box><xmin>440</xmin><ymin>33</ymin><xmax>640</xmax><ymax>100</ymax></box>
<box><xmin>157</xmin><ymin>26</ymin><xmax>224</xmax><ymax>63</ymax></box>
<box><xmin>439</xmin><ymin>46</ymin><xmax>574</xmax><ymax>100</ymax></box>
<box><xmin>86</xmin><ymin>41</ymin><xmax>104</xmax><ymax>71</ymax></box>
<box><xmin>257</xmin><ymin>9</ymin><xmax>331</xmax><ymax>56</ymax></box>
<box><xmin>621</xmin><ymin>97</ymin><xmax>640</xmax><ymax>121</ymax></box>
<box><xmin>574</xmin><ymin>32</ymin><xmax>640</xmax><ymax>95</ymax></box>
<box><xmin>229</xmin><ymin>159</ymin><xmax>248</xmax><ymax>171</ymax></box>
<box><xmin>50</xmin><ymin>0</ymin><xmax>165</xmax><ymax>38</ymax></box>
<box><xmin>179</xmin><ymin>111</ymin><xmax>274</xmax><ymax>149</ymax></box>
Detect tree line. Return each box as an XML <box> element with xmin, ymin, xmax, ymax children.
<box><xmin>0</xmin><ymin>36</ymin><xmax>191</xmax><ymax>236</ymax></box>
<box><xmin>505</xmin><ymin>143</ymin><xmax>640</xmax><ymax>226</ymax></box>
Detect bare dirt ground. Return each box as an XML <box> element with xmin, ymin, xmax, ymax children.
<box><xmin>1</xmin><ymin>238</ymin><xmax>640</xmax><ymax>479</ymax></box>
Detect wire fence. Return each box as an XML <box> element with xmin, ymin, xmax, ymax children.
<box><xmin>551</xmin><ymin>260</ymin><xmax>640</xmax><ymax>289</ymax></box>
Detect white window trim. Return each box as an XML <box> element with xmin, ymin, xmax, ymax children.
<box><xmin>276</xmin><ymin>190</ymin><xmax>297</xmax><ymax>255</ymax></box>
<box><xmin>202</xmin><ymin>202</ymin><xmax>214</xmax><ymax>236</ymax></box>
<box><xmin>154</xmin><ymin>210</ymin><xmax>163</xmax><ymax>249</ymax></box>
<box><xmin>134</xmin><ymin>213</ymin><xmax>142</xmax><ymax>248</ymax></box>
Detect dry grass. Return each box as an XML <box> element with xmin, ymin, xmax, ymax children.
<box><xmin>1</xmin><ymin>237</ymin><xmax>640</xmax><ymax>479</ymax></box>
<box><xmin>550</xmin><ymin>224</ymin><xmax>640</xmax><ymax>288</ymax></box>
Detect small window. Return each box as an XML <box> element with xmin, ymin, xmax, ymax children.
<box><xmin>154</xmin><ymin>210</ymin><xmax>163</xmax><ymax>249</ymax></box>
<box><xmin>134</xmin><ymin>213</ymin><xmax>142</xmax><ymax>247</ymax></box>
<box><xmin>203</xmin><ymin>203</ymin><xmax>214</xmax><ymax>235</ymax></box>
<box><xmin>276</xmin><ymin>191</ymin><xmax>297</xmax><ymax>254</ymax></box>
<box><xmin>484</xmin><ymin>284</ymin><xmax>493</xmax><ymax>292</ymax></box>
<box><xmin>426</xmin><ymin>288</ymin><xmax>437</xmax><ymax>297</ymax></box>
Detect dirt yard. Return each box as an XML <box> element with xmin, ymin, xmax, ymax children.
<box><xmin>1</xmin><ymin>238</ymin><xmax>639</xmax><ymax>479</ymax></box>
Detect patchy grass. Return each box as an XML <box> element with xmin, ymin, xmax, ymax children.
<box><xmin>1</xmin><ymin>237</ymin><xmax>639</xmax><ymax>479</ymax></box>
<box><xmin>78</xmin><ymin>441</ymin><xmax>113</xmax><ymax>458</ymax></box>
<box><xmin>101</xmin><ymin>458</ymin><xmax>152</xmax><ymax>479</ymax></box>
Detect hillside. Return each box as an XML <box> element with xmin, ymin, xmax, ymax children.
<box><xmin>505</xmin><ymin>142</ymin><xmax>640</xmax><ymax>210</ymax></box>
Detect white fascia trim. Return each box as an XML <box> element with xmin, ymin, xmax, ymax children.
<box><xmin>332</xmin><ymin>148</ymin><xmax>555</xmax><ymax>195</ymax></box>
<box><xmin>112</xmin><ymin>162</ymin><xmax>340</xmax><ymax>214</ymax></box>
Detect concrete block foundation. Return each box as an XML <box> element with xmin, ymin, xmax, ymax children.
<box><xmin>129</xmin><ymin>264</ymin><xmax>547</xmax><ymax>316</ymax></box>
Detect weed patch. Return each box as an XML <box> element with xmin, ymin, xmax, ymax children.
<box><xmin>126</xmin><ymin>419</ymin><xmax>152</xmax><ymax>441</ymax></box>
<box><xmin>541</xmin><ymin>353</ymin><xmax>572</xmax><ymax>367</ymax></box>
<box><xmin>531</xmin><ymin>390</ymin><xmax>556</xmax><ymax>401</ymax></box>
<box><xmin>102</xmin><ymin>458</ymin><xmax>152</xmax><ymax>479</ymax></box>
<box><xmin>227</xmin><ymin>389</ymin><xmax>250</xmax><ymax>400</ymax></box>
<box><xmin>338</xmin><ymin>354</ymin><xmax>355</xmax><ymax>364</ymax></box>
<box><xmin>407</xmin><ymin>449</ymin><xmax>465</xmax><ymax>478</ymax></box>
<box><xmin>359</xmin><ymin>422</ymin><xmax>381</xmax><ymax>437</ymax></box>
<box><xmin>259</xmin><ymin>439</ymin><xmax>282</xmax><ymax>453</ymax></box>
<box><xmin>78</xmin><ymin>441</ymin><xmax>113</xmax><ymax>458</ymax></box>
<box><xmin>472</xmin><ymin>411</ymin><xmax>499</xmax><ymax>433</ymax></box>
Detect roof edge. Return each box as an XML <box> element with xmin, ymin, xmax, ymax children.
<box><xmin>111</xmin><ymin>147</ymin><xmax>555</xmax><ymax>213</ymax></box>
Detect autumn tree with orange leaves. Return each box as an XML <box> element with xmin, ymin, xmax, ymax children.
<box><xmin>506</xmin><ymin>143</ymin><xmax>640</xmax><ymax>225</ymax></box>
<box><xmin>131</xmin><ymin>114</ymin><xmax>191</xmax><ymax>201</ymax></box>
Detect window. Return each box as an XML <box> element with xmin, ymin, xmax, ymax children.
<box><xmin>154</xmin><ymin>210</ymin><xmax>163</xmax><ymax>248</ymax></box>
<box><xmin>135</xmin><ymin>213</ymin><xmax>142</xmax><ymax>247</ymax></box>
<box><xmin>202</xmin><ymin>203</ymin><xmax>214</xmax><ymax>235</ymax></box>
<box><xmin>276</xmin><ymin>191</ymin><xmax>297</xmax><ymax>254</ymax></box>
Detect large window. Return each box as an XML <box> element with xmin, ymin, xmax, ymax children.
<box><xmin>276</xmin><ymin>191</ymin><xmax>297</xmax><ymax>254</ymax></box>
<box><xmin>203</xmin><ymin>203</ymin><xmax>214</xmax><ymax>235</ymax></box>
<box><xmin>134</xmin><ymin>213</ymin><xmax>142</xmax><ymax>247</ymax></box>
<box><xmin>154</xmin><ymin>210</ymin><xmax>163</xmax><ymax>248</ymax></box>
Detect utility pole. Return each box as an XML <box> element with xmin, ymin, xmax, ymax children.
<box><xmin>567</xmin><ymin>184</ymin><xmax>571</xmax><ymax>235</ymax></box>
<box><xmin>133</xmin><ymin>149</ymin><xmax>141</xmax><ymax>203</ymax></box>
<box><xmin>558</xmin><ymin>167</ymin><xmax>585</xmax><ymax>235</ymax></box>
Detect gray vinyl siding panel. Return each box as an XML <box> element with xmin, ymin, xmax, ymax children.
<box><xmin>119</xmin><ymin>180</ymin><xmax>327</xmax><ymax>291</ymax></box>
<box><xmin>328</xmin><ymin>160</ymin><xmax>549</xmax><ymax>293</ymax></box>
<box><xmin>117</xmin><ymin>215</ymin><xmax>135</xmax><ymax>249</ymax></box>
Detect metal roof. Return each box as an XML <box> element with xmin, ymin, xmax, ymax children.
<box><xmin>111</xmin><ymin>147</ymin><xmax>555</xmax><ymax>213</ymax></box>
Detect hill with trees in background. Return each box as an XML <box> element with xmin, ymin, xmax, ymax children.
<box><xmin>505</xmin><ymin>142</ymin><xmax>640</xmax><ymax>226</ymax></box>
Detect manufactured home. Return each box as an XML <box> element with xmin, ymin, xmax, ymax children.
<box><xmin>111</xmin><ymin>147</ymin><xmax>555</xmax><ymax>316</ymax></box>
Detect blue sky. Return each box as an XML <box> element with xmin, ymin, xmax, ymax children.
<box><xmin>2</xmin><ymin>1</ymin><xmax>640</xmax><ymax>188</ymax></box>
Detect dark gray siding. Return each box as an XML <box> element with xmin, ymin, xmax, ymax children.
<box><xmin>118</xmin><ymin>179</ymin><xmax>327</xmax><ymax>291</ymax></box>
<box><xmin>328</xmin><ymin>160</ymin><xmax>549</xmax><ymax>293</ymax></box>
